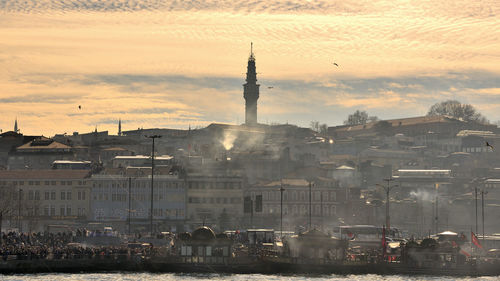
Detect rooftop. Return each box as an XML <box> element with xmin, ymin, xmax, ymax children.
<box><xmin>0</xmin><ymin>170</ymin><xmax>91</xmax><ymax>179</ymax></box>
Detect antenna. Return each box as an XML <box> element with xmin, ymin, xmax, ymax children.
<box><xmin>251</xmin><ymin>42</ymin><xmax>253</xmax><ymax>55</ymax></box>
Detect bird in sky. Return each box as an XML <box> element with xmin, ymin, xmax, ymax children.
<box><xmin>486</xmin><ymin>141</ymin><xmax>494</xmax><ymax>151</ymax></box>
<box><xmin>332</xmin><ymin>62</ymin><xmax>339</xmax><ymax>67</ymax></box>
<box><xmin>268</xmin><ymin>86</ymin><xmax>274</xmax><ymax>89</ymax></box>
<box><xmin>78</xmin><ymin>105</ymin><xmax>82</xmax><ymax>110</ymax></box>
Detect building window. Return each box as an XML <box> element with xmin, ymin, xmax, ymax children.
<box><xmin>35</xmin><ymin>191</ymin><xmax>40</xmax><ymax>200</ymax></box>
<box><xmin>45</xmin><ymin>192</ymin><xmax>50</xmax><ymax>200</ymax></box>
<box><xmin>50</xmin><ymin>206</ymin><xmax>55</xmax><ymax>216</ymax></box>
<box><xmin>66</xmin><ymin>206</ymin><xmax>71</xmax><ymax>216</ymax></box>
<box><xmin>60</xmin><ymin>206</ymin><xmax>65</xmax><ymax>216</ymax></box>
<box><xmin>67</xmin><ymin>191</ymin><xmax>72</xmax><ymax>200</ymax></box>
<box><xmin>28</xmin><ymin>190</ymin><xmax>34</xmax><ymax>200</ymax></box>
<box><xmin>44</xmin><ymin>206</ymin><xmax>49</xmax><ymax>216</ymax></box>
<box><xmin>61</xmin><ymin>191</ymin><xmax>66</xmax><ymax>200</ymax></box>
<box><xmin>51</xmin><ymin>191</ymin><xmax>56</xmax><ymax>200</ymax></box>
<box><xmin>44</xmin><ymin>181</ymin><xmax>49</xmax><ymax>185</ymax></box>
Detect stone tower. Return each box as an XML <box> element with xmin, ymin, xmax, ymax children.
<box><xmin>118</xmin><ymin>118</ymin><xmax>122</xmax><ymax>136</ymax></box>
<box><xmin>243</xmin><ymin>43</ymin><xmax>260</xmax><ymax>125</ymax></box>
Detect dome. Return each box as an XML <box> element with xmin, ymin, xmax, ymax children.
<box><xmin>192</xmin><ymin>226</ymin><xmax>216</xmax><ymax>241</ymax></box>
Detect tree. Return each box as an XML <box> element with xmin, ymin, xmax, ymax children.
<box><xmin>310</xmin><ymin>121</ymin><xmax>328</xmax><ymax>134</ymax></box>
<box><xmin>0</xmin><ymin>185</ymin><xmax>16</xmax><ymax>240</ymax></box>
<box><xmin>427</xmin><ymin>100</ymin><xmax>488</xmax><ymax>123</ymax></box>
<box><xmin>344</xmin><ymin>110</ymin><xmax>378</xmax><ymax>126</ymax></box>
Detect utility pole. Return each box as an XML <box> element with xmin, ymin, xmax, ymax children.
<box><xmin>128</xmin><ymin>177</ymin><xmax>132</xmax><ymax>236</ymax></box>
<box><xmin>309</xmin><ymin>181</ymin><xmax>313</xmax><ymax>230</ymax></box>
<box><xmin>475</xmin><ymin>185</ymin><xmax>478</xmax><ymax>234</ymax></box>
<box><xmin>377</xmin><ymin>178</ymin><xmax>397</xmax><ymax>234</ymax></box>
<box><xmin>147</xmin><ymin>135</ymin><xmax>161</xmax><ymax>236</ymax></box>
<box><xmin>280</xmin><ymin>181</ymin><xmax>284</xmax><ymax>239</ymax></box>
<box><xmin>320</xmin><ymin>190</ymin><xmax>323</xmax><ymax>231</ymax></box>
<box><xmin>482</xmin><ymin>188</ymin><xmax>487</xmax><ymax>241</ymax></box>
<box><xmin>18</xmin><ymin>189</ymin><xmax>22</xmax><ymax>232</ymax></box>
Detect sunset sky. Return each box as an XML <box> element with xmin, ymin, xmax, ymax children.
<box><xmin>1</xmin><ymin>0</ymin><xmax>499</xmax><ymax>136</ymax></box>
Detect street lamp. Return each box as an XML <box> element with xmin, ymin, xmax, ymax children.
<box><xmin>18</xmin><ymin>188</ymin><xmax>23</xmax><ymax>232</ymax></box>
<box><xmin>481</xmin><ymin>188</ymin><xmax>488</xmax><ymax>241</ymax></box>
<box><xmin>280</xmin><ymin>180</ymin><xmax>285</xmax><ymax>239</ymax></box>
<box><xmin>376</xmin><ymin>178</ymin><xmax>398</xmax><ymax>233</ymax></box>
<box><xmin>307</xmin><ymin>180</ymin><xmax>314</xmax><ymax>230</ymax></box>
<box><xmin>146</xmin><ymin>134</ymin><xmax>161</xmax><ymax>236</ymax></box>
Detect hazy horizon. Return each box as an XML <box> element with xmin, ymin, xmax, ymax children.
<box><xmin>1</xmin><ymin>0</ymin><xmax>499</xmax><ymax>135</ymax></box>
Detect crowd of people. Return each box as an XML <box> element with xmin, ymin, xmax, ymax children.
<box><xmin>0</xmin><ymin>231</ymin><xmax>153</xmax><ymax>261</ymax></box>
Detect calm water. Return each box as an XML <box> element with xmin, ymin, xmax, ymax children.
<box><xmin>1</xmin><ymin>274</ymin><xmax>499</xmax><ymax>281</ymax></box>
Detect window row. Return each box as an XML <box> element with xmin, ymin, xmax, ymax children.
<box><xmin>263</xmin><ymin>204</ymin><xmax>336</xmax><ymax>216</ymax></box>
<box><xmin>7</xmin><ymin>180</ymin><xmax>86</xmax><ymax>186</ymax></box>
<box><xmin>257</xmin><ymin>191</ymin><xmax>337</xmax><ymax>202</ymax></box>
<box><xmin>187</xmin><ymin>182</ymin><xmax>242</xmax><ymax>190</ymax></box>
<box><xmin>188</xmin><ymin>197</ymin><xmax>242</xmax><ymax>204</ymax></box>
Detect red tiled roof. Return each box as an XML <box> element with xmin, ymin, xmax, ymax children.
<box><xmin>0</xmin><ymin>170</ymin><xmax>91</xmax><ymax>179</ymax></box>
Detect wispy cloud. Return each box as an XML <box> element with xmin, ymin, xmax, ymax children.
<box><xmin>0</xmin><ymin>0</ymin><xmax>499</xmax><ymax>134</ymax></box>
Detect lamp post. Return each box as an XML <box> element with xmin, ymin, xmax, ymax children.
<box><xmin>18</xmin><ymin>188</ymin><xmax>23</xmax><ymax>232</ymax></box>
<box><xmin>128</xmin><ymin>177</ymin><xmax>133</xmax><ymax>236</ymax></box>
<box><xmin>475</xmin><ymin>184</ymin><xmax>478</xmax><ymax>234</ymax></box>
<box><xmin>146</xmin><ymin>135</ymin><xmax>161</xmax><ymax>236</ymax></box>
<box><xmin>308</xmin><ymin>181</ymin><xmax>313</xmax><ymax>230</ymax></box>
<box><xmin>280</xmin><ymin>181</ymin><xmax>284</xmax><ymax>239</ymax></box>
<box><xmin>377</xmin><ymin>178</ymin><xmax>397</xmax><ymax>233</ymax></box>
<box><xmin>481</xmin><ymin>188</ymin><xmax>488</xmax><ymax>241</ymax></box>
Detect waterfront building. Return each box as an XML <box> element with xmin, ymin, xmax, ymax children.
<box><xmin>90</xmin><ymin>167</ymin><xmax>186</xmax><ymax>233</ymax></box>
<box><xmin>185</xmin><ymin>173</ymin><xmax>244</xmax><ymax>231</ymax></box>
<box><xmin>245</xmin><ymin>178</ymin><xmax>345</xmax><ymax>232</ymax></box>
<box><xmin>0</xmin><ymin>169</ymin><xmax>91</xmax><ymax>232</ymax></box>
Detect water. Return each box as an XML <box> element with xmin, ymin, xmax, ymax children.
<box><xmin>1</xmin><ymin>274</ymin><xmax>499</xmax><ymax>281</ymax></box>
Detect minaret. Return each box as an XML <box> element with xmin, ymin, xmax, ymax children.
<box><xmin>14</xmin><ymin>118</ymin><xmax>18</xmax><ymax>133</ymax></box>
<box><xmin>118</xmin><ymin>118</ymin><xmax>122</xmax><ymax>136</ymax></box>
<box><xmin>243</xmin><ymin>42</ymin><xmax>260</xmax><ymax>125</ymax></box>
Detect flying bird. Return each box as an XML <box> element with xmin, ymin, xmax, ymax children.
<box><xmin>332</xmin><ymin>62</ymin><xmax>339</xmax><ymax>67</ymax></box>
<box><xmin>78</xmin><ymin>105</ymin><xmax>82</xmax><ymax>110</ymax></box>
<box><xmin>267</xmin><ymin>86</ymin><xmax>274</xmax><ymax>89</ymax></box>
<box><xmin>486</xmin><ymin>141</ymin><xmax>494</xmax><ymax>151</ymax></box>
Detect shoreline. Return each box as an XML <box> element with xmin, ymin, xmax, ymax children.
<box><xmin>0</xmin><ymin>258</ymin><xmax>495</xmax><ymax>277</ymax></box>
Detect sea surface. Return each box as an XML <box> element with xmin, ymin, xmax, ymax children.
<box><xmin>1</xmin><ymin>273</ymin><xmax>499</xmax><ymax>281</ymax></box>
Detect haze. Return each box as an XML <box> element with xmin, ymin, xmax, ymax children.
<box><xmin>0</xmin><ymin>0</ymin><xmax>499</xmax><ymax>135</ymax></box>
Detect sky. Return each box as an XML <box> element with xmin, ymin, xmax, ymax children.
<box><xmin>0</xmin><ymin>0</ymin><xmax>499</xmax><ymax>136</ymax></box>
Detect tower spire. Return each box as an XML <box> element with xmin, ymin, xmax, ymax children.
<box><xmin>243</xmin><ymin>43</ymin><xmax>260</xmax><ymax>125</ymax></box>
<box><xmin>14</xmin><ymin>118</ymin><xmax>18</xmax><ymax>133</ymax></box>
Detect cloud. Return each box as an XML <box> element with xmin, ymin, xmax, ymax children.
<box><xmin>0</xmin><ymin>0</ymin><xmax>499</xmax><ymax>134</ymax></box>
<box><xmin>0</xmin><ymin>93</ymin><xmax>85</xmax><ymax>104</ymax></box>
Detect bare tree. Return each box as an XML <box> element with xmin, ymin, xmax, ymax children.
<box><xmin>427</xmin><ymin>100</ymin><xmax>488</xmax><ymax>123</ymax></box>
<box><xmin>0</xmin><ymin>185</ymin><xmax>16</xmax><ymax>237</ymax></box>
<box><xmin>310</xmin><ymin>121</ymin><xmax>328</xmax><ymax>135</ymax></box>
<box><xmin>344</xmin><ymin>110</ymin><xmax>378</xmax><ymax>126</ymax></box>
